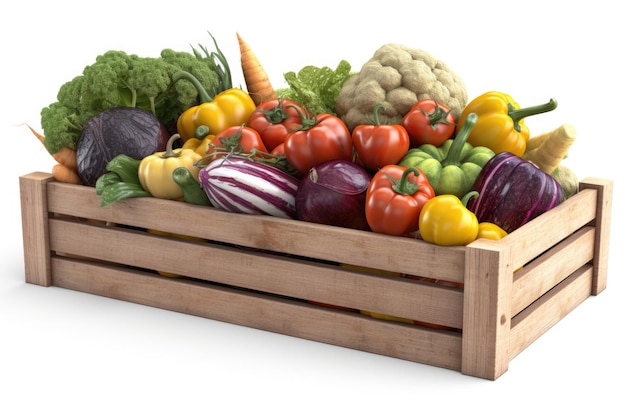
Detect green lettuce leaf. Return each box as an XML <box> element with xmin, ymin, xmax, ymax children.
<box><xmin>276</xmin><ymin>60</ymin><xmax>353</xmax><ymax>116</ymax></box>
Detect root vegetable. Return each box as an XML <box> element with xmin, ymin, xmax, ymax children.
<box><xmin>523</xmin><ymin>123</ymin><xmax>576</xmax><ymax>174</ymax></box>
<box><xmin>237</xmin><ymin>33</ymin><xmax>276</xmax><ymax>106</ymax></box>
<box><xmin>27</xmin><ymin>124</ymin><xmax>81</xmax><ymax>184</ymax></box>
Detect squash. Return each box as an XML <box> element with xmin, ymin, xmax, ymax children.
<box><xmin>551</xmin><ymin>165</ymin><xmax>579</xmax><ymax>199</ymax></box>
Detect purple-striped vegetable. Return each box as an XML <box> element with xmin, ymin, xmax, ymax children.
<box><xmin>198</xmin><ymin>156</ymin><xmax>300</xmax><ymax>219</ymax></box>
<box><xmin>467</xmin><ymin>152</ymin><xmax>564</xmax><ymax>233</ymax></box>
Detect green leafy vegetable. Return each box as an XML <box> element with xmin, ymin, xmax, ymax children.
<box><xmin>276</xmin><ymin>60</ymin><xmax>353</xmax><ymax>116</ymax></box>
<box><xmin>40</xmin><ymin>34</ymin><xmax>230</xmax><ymax>154</ymax></box>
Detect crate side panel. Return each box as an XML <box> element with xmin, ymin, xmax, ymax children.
<box><xmin>19</xmin><ymin>172</ymin><xmax>55</xmax><ymax>286</ymax></box>
<box><xmin>509</xmin><ymin>265</ymin><xmax>593</xmax><ymax>360</ymax></box>
<box><xmin>505</xmin><ymin>187</ymin><xmax>597</xmax><ymax>270</ymax></box>
<box><xmin>50</xmin><ymin>257</ymin><xmax>463</xmax><ymax>370</ymax></box>
<box><xmin>511</xmin><ymin>227</ymin><xmax>595</xmax><ymax>316</ymax></box>
<box><xmin>45</xmin><ymin>181</ymin><xmax>466</xmax><ymax>281</ymax></box>
<box><xmin>47</xmin><ymin>218</ymin><xmax>464</xmax><ymax>328</ymax></box>
<box><xmin>580</xmin><ymin>178</ymin><xmax>613</xmax><ymax>295</ymax></box>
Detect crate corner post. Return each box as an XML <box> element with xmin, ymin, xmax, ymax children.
<box><xmin>462</xmin><ymin>238</ymin><xmax>514</xmax><ymax>380</ymax></box>
<box><xmin>579</xmin><ymin>177</ymin><xmax>613</xmax><ymax>296</ymax></box>
<box><xmin>19</xmin><ymin>172</ymin><xmax>54</xmax><ymax>286</ymax></box>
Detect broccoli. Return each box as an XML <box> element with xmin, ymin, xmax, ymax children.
<box><xmin>41</xmin><ymin>40</ymin><xmax>227</xmax><ymax>154</ymax></box>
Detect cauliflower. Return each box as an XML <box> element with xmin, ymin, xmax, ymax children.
<box><xmin>335</xmin><ymin>43</ymin><xmax>468</xmax><ymax>131</ymax></box>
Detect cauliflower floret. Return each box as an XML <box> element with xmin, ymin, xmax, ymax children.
<box><xmin>335</xmin><ymin>43</ymin><xmax>467</xmax><ymax>131</ymax></box>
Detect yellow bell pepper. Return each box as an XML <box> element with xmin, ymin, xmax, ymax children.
<box><xmin>455</xmin><ymin>91</ymin><xmax>558</xmax><ymax>157</ymax></box>
<box><xmin>419</xmin><ymin>192</ymin><xmax>479</xmax><ymax>246</ymax></box>
<box><xmin>138</xmin><ymin>133</ymin><xmax>202</xmax><ymax>200</ymax></box>
<box><xmin>477</xmin><ymin>222</ymin><xmax>508</xmax><ymax>240</ymax></box>
<box><xmin>173</xmin><ymin>71</ymin><xmax>256</xmax><ymax>142</ymax></box>
<box><xmin>181</xmin><ymin>125</ymin><xmax>215</xmax><ymax>157</ymax></box>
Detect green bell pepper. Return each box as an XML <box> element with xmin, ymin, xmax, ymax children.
<box><xmin>398</xmin><ymin>113</ymin><xmax>494</xmax><ymax>198</ymax></box>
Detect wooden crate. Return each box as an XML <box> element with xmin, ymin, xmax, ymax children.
<box><xmin>19</xmin><ymin>171</ymin><xmax>613</xmax><ymax>380</ymax></box>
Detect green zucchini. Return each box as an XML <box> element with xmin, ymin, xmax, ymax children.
<box><xmin>172</xmin><ymin>167</ymin><xmax>211</xmax><ymax>206</ymax></box>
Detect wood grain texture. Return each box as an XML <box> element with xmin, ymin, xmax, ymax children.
<box><xmin>580</xmin><ymin>178</ymin><xmax>613</xmax><ymax>295</ymax></box>
<box><xmin>18</xmin><ymin>173</ymin><xmax>613</xmax><ymax>380</ymax></box>
<box><xmin>19</xmin><ymin>172</ymin><xmax>54</xmax><ymax>286</ymax></box>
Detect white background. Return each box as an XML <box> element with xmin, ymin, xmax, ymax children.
<box><xmin>2</xmin><ymin>1</ymin><xmax>624</xmax><ymax>415</ymax></box>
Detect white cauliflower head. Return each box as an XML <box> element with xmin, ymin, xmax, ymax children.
<box><xmin>335</xmin><ymin>43</ymin><xmax>468</xmax><ymax>131</ymax></box>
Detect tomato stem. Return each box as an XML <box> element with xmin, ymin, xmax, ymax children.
<box><xmin>256</xmin><ymin>99</ymin><xmax>292</xmax><ymax>124</ymax></box>
<box><xmin>385</xmin><ymin>166</ymin><xmax>423</xmax><ymax>195</ymax></box>
<box><xmin>419</xmin><ymin>101</ymin><xmax>454</xmax><ymax>127</ymax></box>
<box><xmin>372</xmin><ymin>103</ymin><xmax>386</xmax><ymax>126</ymax></box>
<box><xmin>286</xmin><ymin>104</ymin><xmax>317</xmax><ymax>130</ymax></box>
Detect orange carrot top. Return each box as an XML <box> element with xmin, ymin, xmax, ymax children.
<box><xmin>237</xmin><ymin>33</ymin><xmax>277</xmax><ymax>106</ymax></box>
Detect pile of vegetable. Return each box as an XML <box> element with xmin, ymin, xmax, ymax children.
<box><xmin>31</xmin><ymin>31</ymin><xmax>580</xmax><ymax>248</ymax></box>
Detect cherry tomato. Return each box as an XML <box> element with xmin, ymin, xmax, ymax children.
<box><xmin>401</xmin><ymin>99</ymin><xmax>456</xmax><ymax>147</ymax></box>
<box><xmin>247</xmin><ymin>98</ymin><xmax>305</xmax><ymax>152</ymax></box>
<box><xmin>209</xmin><ymin>125</ymin><xmax>268</xmax><ymax>159</ymax></box>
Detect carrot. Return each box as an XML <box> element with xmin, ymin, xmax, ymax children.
<box><xmin>27</xmin><ymin>124</ymin><xmax>78</xmax><ymax>170</ymax></box>
<box><xmin>523</xmin><ymin>123</ymin><xmax>576</xmax><ymax>174</ymax></box>
<box><xmin>237</xmin><ymin>32</ymin><xmax>277</xmax><ymax>106</ymax></box>
<box><xmin>52</xmin><ymin>163</ymin><xmax>82</xmax><ymax>184</ymax></box>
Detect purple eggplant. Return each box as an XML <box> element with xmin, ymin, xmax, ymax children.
<box><xmin>467</xmin><ymin>152</ymin><xmax>564</xmax><ymax>233</ymax></box>
<box><xmin>198</xmin><ymin>156</ymin><xmax>300</xmax><ymax>219</ymax></box>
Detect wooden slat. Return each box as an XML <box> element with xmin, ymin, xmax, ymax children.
<box><xmin>508</xmin><ymin>265</ymin><xmax>593</xmax><ymax>359</ymax></box>
<box><xmin>45</xmin><ymin>181</ymin><xmax>467</xmax><ymax>282</ymax></box>
<box><xmin>17</xmin><ymin>173</ymin><xmax>614</xmax><ymax>379</ymax></box>
<box><xmin>19</xmin><ymin>172</ymin><xmax>54</xmax><ymax>286</ymax></box>
<box><xmin>580</xmin><ymin>178</ymin><xmax>613</xmax><ymax>295</ymax></box>
<box><xmin>511</xmin><ymin>227</ymin><xmax>595</xmax><ymax>316</ymax></box>
<box><xmin>462</xmin><ymin>239</ymin><xmax>513</xmax><ymax>380</ymax></box>
<box><xmin>48</xmin><ymin>218</ymin><xmax>465</xmax><ymax>328</ymax></box>
<box><xmin>504</xmin><ymin>187</ymin><xmax>598</xmax><ymax>270</ymax></box>
<box><xmin>50</xmin><ymin>256</ymin><xmax>464</xmax><ymax>371</ymax></box>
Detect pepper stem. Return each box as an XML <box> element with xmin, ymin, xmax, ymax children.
<box><xmin>161</xmin><ymin>134</ymin><xmax>182</xmax><ymax>158</ymax></box>
<box><xmin>461</xmin><ymin>190</ymin><xmax>479</xmax><ymax>207</ymax></box>
<box><xmin>194</xmin><ymin>125</ymin><xmax>210</xmax><ymax>140</ymax></box>
<box><xmin>443</xmin><ymin>113</ymin><xmax>477</xmax><ymax>168</ymax></box>
<box><xmin>508</xmin><ymin>98</ymin><xmax>558</xmax><ymax>132</ymax></box>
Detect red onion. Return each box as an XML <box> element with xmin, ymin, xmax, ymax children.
<box><xmin>296</xmin><ymin>160</ymin><xmax>372</xmax><ymax>230</ymax></box>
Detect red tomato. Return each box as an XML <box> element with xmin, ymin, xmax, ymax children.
<box><xmin>352</xmin><ymin>104</ymin><xmax>410</xmax><ymax>171</ymax></box>
<box><xmin>283</xmin><ymin>113</ymin><xmax>353</xmax><ymax>174</ymax></box>
<box><xmin>271</xmin><ymin>142</ymin><xmax>285</xmax><ymax>156</ymax></box>
<box><xmin>365</xmin><ymin>165</ymin><xmax>435</xmax><ymax>236</ymax></box>
<box><xmin>209</xmin><ymin>125</ymin><xmax>268</xmax><ymax>158</ymax></box>
<box><xmin>247</xmin><ymin>98</ymin><xmax>305</xmax><ymax>152</ymax></box>
<box><xmin>401</xmin><ymin>99</ymin><xmax>456</xmax><ymax>147</ymax></box>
